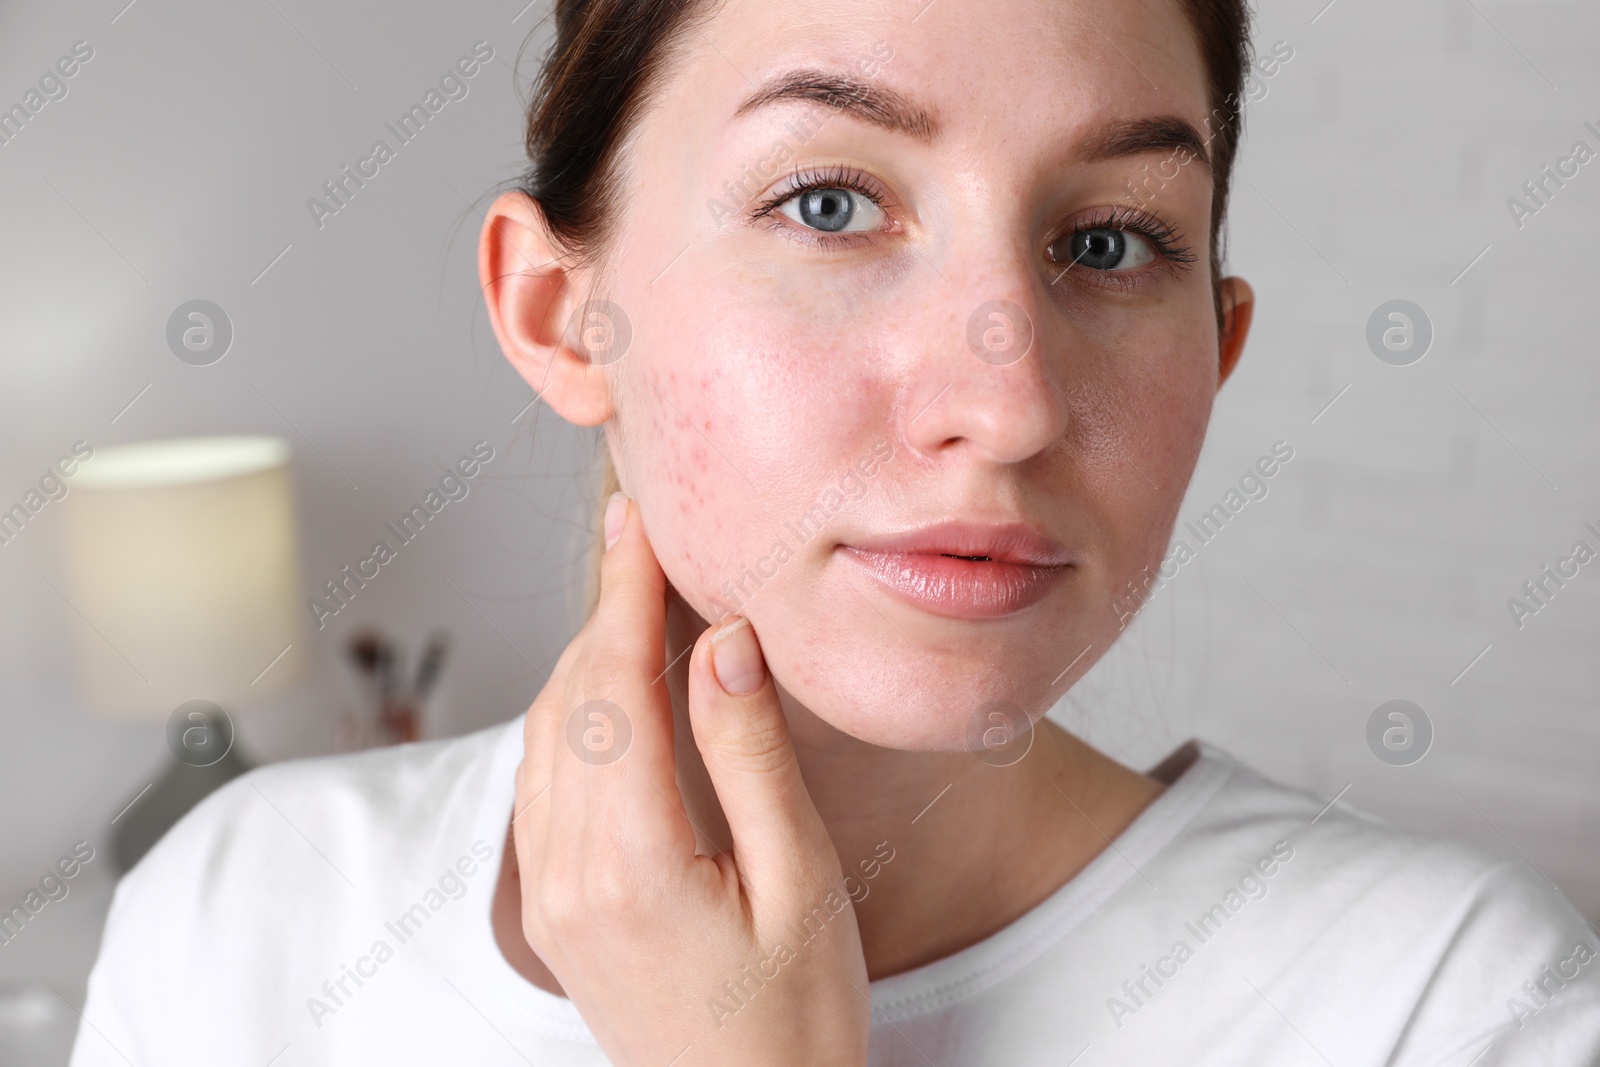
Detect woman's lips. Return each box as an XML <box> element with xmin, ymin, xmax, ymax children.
<box><xmin>838</xmin><ymin>546</ymin><xmax>1069</xmax><ymax>620</ymax></box>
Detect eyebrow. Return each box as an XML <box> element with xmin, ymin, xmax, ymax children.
<box><xmin>1076</xmin><ymin>115</ymin><xmax>1213</xmax><ymax>173</ymax></box>
<box><xmin>732</xmin><ymin>69</ymin><xmax>940</xmax><ymax>142</ymax></box>
<box><xmin>732</xmin><ymin>69</ymin><xmax>1211</xmax><ymax>173</ymax></box>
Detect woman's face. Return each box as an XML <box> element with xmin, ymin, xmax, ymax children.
<box><xmin>534</xmin><ymin>0</ymin><xmax>1248</xmax><ymax>750</ymax></box>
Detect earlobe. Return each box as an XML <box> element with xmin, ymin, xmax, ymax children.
<box><xmin>479</xmin><ymin>190</ymin><xmax>615</xmax><ymax>427</ymax></box>
<box><xmin>1216</xmin><ymin>276</ymin><xmax>1255</xmax><ymax>388</ymax></box>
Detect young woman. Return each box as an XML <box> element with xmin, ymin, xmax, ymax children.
<box><xmin>72</xmin><ymin>0</ymin><xmax>1600</xmax><ymax>1064</ymax></box>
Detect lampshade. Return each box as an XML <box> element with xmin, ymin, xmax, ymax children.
<box><xmin>60</xmin><ymin>435</ymin><xmax>308</xmax><ymax>717</ymax></box>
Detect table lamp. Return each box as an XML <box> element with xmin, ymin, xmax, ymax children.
<box><xmin>60</xmin><ymin>435</ymin><xmax>308</xmax><ymax>870</ymax></box>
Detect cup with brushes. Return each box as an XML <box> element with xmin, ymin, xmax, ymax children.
<box><xmin>341</xmin><ymin>629</ymin><xmax>449</xmax><ymax>748</ymax></box>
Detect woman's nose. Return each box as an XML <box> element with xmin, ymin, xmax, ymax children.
<box><xmin>902</xmin><ymin>254</ymin><xmax>1071</xmax><ymax>467</ymax></box>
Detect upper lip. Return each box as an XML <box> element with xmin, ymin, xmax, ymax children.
<box><xmin>841</xmin><ymin>520</ymin><xmax>1073</xmax><ymax>567</ymax></box>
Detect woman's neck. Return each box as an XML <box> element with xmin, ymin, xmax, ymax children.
<box><xmin>492</xmin><ymin>588</ymin><xmax>1168</xmax><ymax>992</ymax></box>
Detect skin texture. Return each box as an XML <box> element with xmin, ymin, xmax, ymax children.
<box><xmin>478</xmin><ymin>0</ymin><xmax>1254</xmax><ymax>1058</ymax></box>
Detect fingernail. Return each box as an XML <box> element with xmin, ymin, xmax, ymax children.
<box><xmin>711</xmin><ymin>616</ymin><xmax>766</xmax><ymax>696</ymax></box>
<box><xmin>604</xmin><ymin>491</ymin><xmax>627</xmax><ymax>550</ymax></box>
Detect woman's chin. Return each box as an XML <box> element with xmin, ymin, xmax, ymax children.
<box><xmin>766</xmin><ymin>647</ymin><xmax>1051</xmax><ymax>755</ymax></box>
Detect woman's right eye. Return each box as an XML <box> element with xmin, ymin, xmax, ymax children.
<box><xmin>776</xmin><ymin>187</ymin><xmax>886</xmax><ymax>234</ymax></box>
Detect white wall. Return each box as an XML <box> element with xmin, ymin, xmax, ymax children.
<box><xmin>0</xmin><ymin>0</ymin><xmax>1595</xmax><ymax>1023</ymax></box>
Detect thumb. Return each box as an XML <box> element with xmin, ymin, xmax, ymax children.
<box><xmin>688</xmin><ymin>615</ymin><xmax>833</xmax><ymax>894</ymax></box>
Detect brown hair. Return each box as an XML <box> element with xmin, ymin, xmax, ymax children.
<box><xmin>522</xmin><ymin>0</ymin><xmax>721</xmax><ymax>276</ymax></box>
<box><xmin>517</xmin><ymin>0</ymin><xmax>1253</xmax><ymax>615</ymax></box>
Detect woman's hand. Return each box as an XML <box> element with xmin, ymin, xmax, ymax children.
<box><xmin>511</xmin><ymin>493</ymin><xmax>872</xmax><ymax>1066</ymax></box>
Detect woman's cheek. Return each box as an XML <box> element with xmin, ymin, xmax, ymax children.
<box><xmin>621</xmin><ymin>330</ymin><xmax>828</xmax><ymax>626</ymax></box>
<box><xmin>625</xmin><ymin>365</ymin><xmax>734</xmax><ymax>610</ymax></box>
<box><xmin>1072</xmin><ymin>341</ymin><xmax>1215</xmax><ymax>590</ymax></box>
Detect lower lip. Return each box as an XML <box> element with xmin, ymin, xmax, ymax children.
<box><xmin>839</xmin><ymin>547</ymin><xmax>1069</xmax><ymax>620</ymax></box>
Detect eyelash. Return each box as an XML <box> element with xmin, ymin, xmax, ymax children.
<box><xmin>751</xmin><ymin>164</ymin><xmax>892</xmax><ymax>251</ymax></box>
<box><xmin>750</xmin><ymin>166</ymin><xmax>1199</xmax><ymax>279</ymax></box>
<box><xmin>1059</xmin><ymin>206</ymin><xmax>1198</xmax><ymax>270</ymax></box>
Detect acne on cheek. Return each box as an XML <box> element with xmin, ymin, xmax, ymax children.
<box><xmin>632</xmin><ymin>365</ymin><xmax>742</xmax><ymax>613</ymax></box>
<box><xmin>632</xmin><ymin>345</ymin><xmax>850</xmax><ymax>635</ymax></box>
<box><xmin>643</xmin><ymin>368</ymin><xmax>717</xmax><ymax>490</ymax></box>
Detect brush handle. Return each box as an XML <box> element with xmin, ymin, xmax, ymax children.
<box><xmin>412</xmin><ymin>634</ymin><xmax>449</xmax><ymax>701</ymax></box>
<box><xmin>376</xmin><ymin>641</ymin><xmax>400</xmax><ymax>705</ymax></box>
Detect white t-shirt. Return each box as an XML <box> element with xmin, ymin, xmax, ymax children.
<box><xmin>70</xmin><ymin>716</ymin><xmax>1600</xmax><ymax>1066</ymax></box>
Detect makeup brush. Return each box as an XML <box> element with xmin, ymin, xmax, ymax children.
<box><xmin>346</xmin><ymin>631</ymin><xmax>384</xmax><ymax>714</ymax></box>
<box><xmin>345</xmin><ymin>630</ymin><xmax>389</xmax><ymax>747</ymax></box>
<box><xmin>374</xmin><ymin>638</ymin><xmax>399</xmax><ymax>713</ymax></box>
<box><xmin>346</xmin><ymin>630</ymin><xmax>382</xmax><ymax>680</ymax></box>
<box><xmin>411</xmin><ymin>632</ymin><xmax>449</xmax><ymax>704</ymax></box>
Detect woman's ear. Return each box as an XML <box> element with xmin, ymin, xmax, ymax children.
<box><xmin>1216</xmin><ymin>276</ymin><xmax>1255</xmax><ymax>388</ymax></box>
<box><xmin>479</xmin><ymin>191</ymin><xmax>615</xmax><ymax>427</ymax></box>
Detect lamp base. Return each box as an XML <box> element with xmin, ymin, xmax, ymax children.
<box><xmin>111</xmin><ymin>744</ymin><xmax>253</xmax><ymax>872</ymax></box>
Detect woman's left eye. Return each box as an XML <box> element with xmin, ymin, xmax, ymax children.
<box><xmin>1052</xmin><ymin>227</ymin><xmax>1157</xmax><ymax>272</ymax></box>
<box><xmin>777</xmin><ymin>187</ymin><xmax>886</xmax><ymax>234</ymax></box>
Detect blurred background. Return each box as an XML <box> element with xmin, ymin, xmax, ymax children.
<box><xmin>0</xmin><ymin>0</ymin><xmax>1595</xmax><ymax>1060</ymax></box>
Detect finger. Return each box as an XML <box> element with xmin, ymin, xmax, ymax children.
<box><xmin>586</xmin><ymin>492</ymin><xmax>668</xmax><ymax>696</ymax></box>
<box><xmin>687</xmin><ymin>615</ymin><xmax>835</xmax><ymax>897</ymax></box>
<box><xmin>553</xmin><ymin>493</ymin><xmax>691</xmax><ymax>862</ymax></box>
